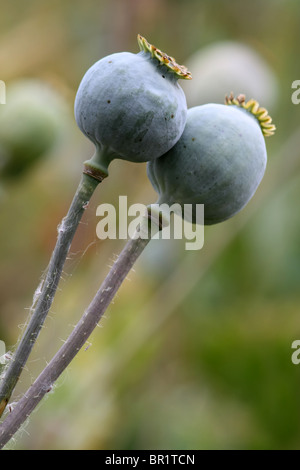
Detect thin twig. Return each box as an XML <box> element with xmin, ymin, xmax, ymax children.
<box><xmin>0</xmin><ymin>172</ymin><xmax>101</xmax><ymax>417</ymax></box>
<box><xmin>0</xmin><ymin>214</ymin><xmax>159</xmax><ymax>449</ymax></box>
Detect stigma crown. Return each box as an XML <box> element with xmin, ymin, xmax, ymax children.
<box><xmin>225</xmin><ymin>92</ymin><xmax>276</xmax><ymax>137</ymax></box>
<box><xmin>137</xmin><ymin>34</ymin><xmax>192</xmax><ymax>80</ymax></box>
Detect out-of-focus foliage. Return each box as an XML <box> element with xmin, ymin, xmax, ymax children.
<box><xmin>0</xmin><ymin>0</ymin><xmax>300</xmax><ymax>450</ymax></box>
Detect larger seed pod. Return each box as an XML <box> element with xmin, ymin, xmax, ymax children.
<box><xmin>147</xmin><ymin>94</ymin><xmax>275</xmax><ymax>225</ymax></box>
<box><xmin>74</xmin><ymin>35</ymin><xmax>191</xmax><ymax>178</ymax></box>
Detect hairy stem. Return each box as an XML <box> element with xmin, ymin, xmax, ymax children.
<box><xmin>0</xmin><ymin>215</ymin><xmax>158</xmax><ymax>449</ymax></box>
<box><xmin>0</xmin><ymin>172</ymin><xmax>101</xmax><ymax>418</ymax></box>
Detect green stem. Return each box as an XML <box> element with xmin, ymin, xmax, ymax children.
<box><xmin>0</xmin><ymin>171</ymin><xmax>102</xmax><ymax>417</ymax></box>
<box><xmin>0</xmin><ymin>214</ymin><xmax>160</xmax><ymax>449</ymax></box>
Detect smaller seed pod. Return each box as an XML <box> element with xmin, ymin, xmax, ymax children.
<box><xmin>147</xmin><ymin>94</ymin><xmax>275</xmax><ymax>225</ymax></box>
<box><xmin>74</xmin><ymin>35</ymin><xmax>191</xmax><ymax>179</ymax></box>
<box><xmin>0</xmin><ymin>80</ymin><xmax>65</xmax><ymax>179</ymax></box>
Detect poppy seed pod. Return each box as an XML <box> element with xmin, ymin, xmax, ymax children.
<box><xmin>74</xmin><ymin>35</ymin><xmax>191</xmax><ymax>178</ymax></box>
<box><xmin>0</xmin><ymin>80</ymin><xmax>65</xmax><ymax>179</ymax></box>
<box><xmin>147</xmin><ymin>94</ymin><xmax>275</xmax><ymax>225</ymax></box>
<box><xmin>182</xmin><ymin>41</ymin><xmax>278</xmax><ymax>110</ymax></box>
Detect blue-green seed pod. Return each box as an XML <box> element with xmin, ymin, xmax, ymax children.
<box><xmin>147</xmin><ymin>94</ymin><xmax>275</xmax><ymax>225</ymax></box>
<box><xmin>74</xmin><ymin>35</ymin><xmax>191</xmax><ymax>178</ymax></box>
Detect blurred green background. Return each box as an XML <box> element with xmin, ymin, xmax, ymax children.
<box><xmin>1</xmin><ymin>0</ymin><xmax>300</xmax><ymax>450</ymax></box>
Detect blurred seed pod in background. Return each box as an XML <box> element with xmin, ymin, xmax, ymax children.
<box><xmin>181</xmin><ymin>41</ymin><xmax>279</xmax><ymax>110</ymax></box>
<box><xmin>0</xmin><ymin>79</ymin><xmax>67</xmax><ymax>180</ymax></box>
